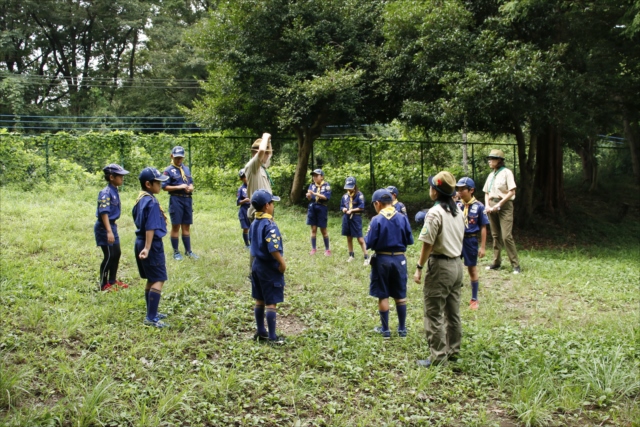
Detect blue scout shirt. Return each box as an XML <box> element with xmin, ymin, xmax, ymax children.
<box><xmin>162</xmin><ymin>163</ymin><xmax>193</xmax><ymax>195</ymax></box>
<box><xmin>365</xmin><ymin>207</ymin><xmax>414</xmax><ymax>253</ymax></box>
<box><xmin>340</xmin><ymin>191</ymin><xmax>365</xmax><ymax>212</ymax></box>
<box><xmin>96</xmin><ymin>184</ymin><xmax>121</xmax><ymax>221</ymax></box>
<box><xmin>237</xmin><ymin>183</ymin><xmax>250</xmax><ymax>208</ymax></box>
<box><xmin>250</xmin><ymin>213</ymin><xmax>284</xmax><ymax>262</ymax></box>
<box><xmin>308</xmin><ymin>181</ymin><xmax>331</xmax><ymax>204</ymax></box>
<box><xmin>393</xmin><ymin>200</ymin><xmax>407</xmax><ymax>216</ymax></box>
<box><xmin>456</xmin><ymin>199</ymin><xmax>489</xmax><ymax>234</ymax></box>
<box><xmin>132</xmin><ymin>193</ymin><xmax>167</xmax><ymax>240</ymax></box>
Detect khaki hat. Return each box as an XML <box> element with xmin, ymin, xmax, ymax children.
<box><xmin>486</xmin><ymin>149</ymin><xmax>505</xmax><ymax>160</ymax></box>
<box><xmin>428</xmin><ymin>171</ymin><xmax>457</xmax><ymax>196</ymax></box>
<box><xmin>251</xmin><ymin>138</ymin><xmax>273</xmax><ymax>152</ymax></box>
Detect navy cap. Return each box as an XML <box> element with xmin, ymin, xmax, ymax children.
<box><xmin>239</xmin><ymin>168</ymin><xmax>246</xmax><ymax>178</ymax></box>
<box><xmin>344</xmin><ymin>176</ymin><xmax>356</xmax><ymax>190</ymax></box>
<box><xmin>310</xmin><ymin>169</ymin><xmax>324</xmax><ymax>176</ymax></box>
<box><xmin>139</xmin><ymin>167</ymin><xmax>169</xmax><ymax>183</ymax></box>
<box><xmin>171</xmin><ymin>146</ymin><xmax>185</xmax><ymax>157</ymax></box>
<box><xmin>251</xmin><ymin>189</ymin><xmax>281</xmax><ymax>209</ymax></box>
<box><xmin>103</xmin><ymin>163</ymin><xmax>129</xmax><ymax>175</ymax></box>
<box><xmin>386</xmin><ymin>186</ymin><xmax>399</xmax><ymax>196</ymax></box>
<box><xmin>456</xmin><ymin>177</ymin><xmax>475</xmax><ymax>189</ymax></box>
<box><xmin>415</xmin><ymin>209</ymin><xmax>429</xmax><ymax>224</ymax></box>
<box><xmin>372</xmin><ymin>188</ymin><xmax>393</xmax><ymax>204</ymax></box>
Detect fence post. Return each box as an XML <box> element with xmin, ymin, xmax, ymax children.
<box><xmin>369</xmin><ymin>141</ymin><xmax>375</xmax><ymax>193</ymax></box>
<box><xmin>420</xmin><ymin>141</ymin><xmax>424</xmax><ymax>188</ymax></box>
<box><xmin>188</xmin><ymin>136</ymin><xmax>192</xmax><ymax>169</ymax></box>
<box><xmin>513</xmin><ymin>145</ymin><xmax>517</xmax><ymax>181</ymax></box>
<box><xmin>472</xmin><ymin>143</ymin><xmax>476</xmax><ymax>183</ymax></box>
<box><xmin>45</xmin><ymin>135</ymin><xmax>50</xmax><ymax>179</ymax></box>
<box><xmin>311</xmin><ymin>143</ymin><xmax>314</xmax><ymax>171</ymax></box>
<box><xmin>119</xmin><ymin>136</ymin><xmax>125</xmax><ymax>170</ymax></box>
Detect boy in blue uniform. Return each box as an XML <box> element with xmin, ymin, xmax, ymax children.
<box><xmin>162</xmin><ymin>146</ymin><xmax>198</xmax><ymax>261</ymax></box>
<box><xmin>95</xmin><ymin>164</ymin><xmax>130</xmax><ymax>292</ymax></box>
<box><xmin>340</xmin><ymin>176</ymin><xmax>369</xmax><ymax>265</ymax></box>
<box><xmin>306</xmin><ymin>169</ymin><xmax>332</xmax><ymax>256</ymax></box>
<box><xmin>386</xmin><ymin>186</ymin><xmax>408</xmax><ymax>216</ymax></box>
<box><xmin>365</xmin><ymin>188</ymin><xmax>414</xmax><ymax>338</ymax></box>
<box><xmin>237</xmin><ymin>169</ymin><xmax>251</xmax><ymax>248</ymax></box>
<box><xmin>250</xmin><ymin>189</ymin><xmax>286</xmax><ymax>345</ymax></box>
<box><xmin>455</xmin><ymin>177</ymin><xmax>489</xmax><ymax>310</ymax></box>
<box><xmin>133</xmin><ymin>167</ymin><xmax>170</xmax><ymax>328</ymax></box>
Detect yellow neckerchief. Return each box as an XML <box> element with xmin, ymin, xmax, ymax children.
<box><xmin>347</xmin><ymin>190</ymin><xmax>355</xmax><ymax>210</ymax></box>
<box><xmin>171</xmin><ymin>160</ymin><xmax>188</xmax><ymax>183</ymax></box>
<box><xmin>461</xmin><ymin>196</ymin><xmax>477</xmax><ymax>228</ymax></box>
<box><xmin>392</xmin><ymin>199</ymin><xmax>398</xmax><ymax>206</ymax></box>
<box><xmin>379</xmin><ymin>205</ymin><xmax>397</xmax><ymax>220</ymax></box>
<box><xmin>313</xmin><ymin>180</ymin><xmax>325</xmax><ymax>200</ymax></box>
<box><xmin>135</xmin><ymin>191</ymin><xmax>167</xmax><ymax>225</ymax></box>
<box><xmin>254</xmin><ymin>212</ymin><xmax>273</xmax><ymax>220</ymax></box>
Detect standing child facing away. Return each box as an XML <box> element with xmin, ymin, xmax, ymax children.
<box><xmin>249</xmin><ymin>189</ymin><xmax>286</xmax><ymax>345</ymax></box>
<box><xmin>133</xmin><ymin>167</ymin><xmax>170</xmax><ymax>328</ymax></box>
<box><xmin>95</xmin><ymin>164</ymin><xmax>130</xmax><ymax>292</ymax></box>
<box><xmin>237</xmin><ymin>169</ymin><xmax>251</xmax><ymax>248</ymax></box>
<box><xmin>365</xmin><ymin>189</ymin><xmax>414</xmax><ymax>339</ymax></box>
<box><xmin>455</xmin><ymin>177</ymin><xmax>489</xmax><ymax>310</ymax></box>
<box><xmin>386</xmin><ymin>186</ymin><xmax>408</xmax><ymax>216</ymax></box>
<box><xmin>340</xmin><ymin>176</ymin><xmax>369</xmax><ymax>265</ymax></box>
<box><xmin>306</xmin><ymin>169</ymin><xmax>332</xmax><ymax>256</ymax></box>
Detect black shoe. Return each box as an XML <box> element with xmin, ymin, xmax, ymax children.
<box><xmin>268</xmin><ymin>335</ymin><xmax>286</xmax><ymax>346</ymax></box>
<box><xmin>253</xmin><ymin>332</ymin><xmax>269</xmax><ymax>342</ymax></box>
<box><xmin>485</xmin><ymin>264</ymin><xmax>501</xmax><ymax>270</ymax></box>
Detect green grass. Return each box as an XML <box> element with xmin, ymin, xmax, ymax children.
<box><xmin>0</xmin><ymin>185</ymin><xmax>638</xmax><ymax>426</ymax></box>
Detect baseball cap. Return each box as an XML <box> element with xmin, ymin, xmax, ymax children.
<box><xmin>486</xmin><ymin>149</ymin><xmax>505</xmax><ymax>160</ymax></box>
<box><xmin>310</xmin><ymin>169</ymin><xmax>324</xmax><ymax>176</ymax></box>
<box><xmin>139</xmin><ymin>167</ymin><xmax>169</xmax><ymax>183</ymax></box>
<box><xmin>455</xmin><ymin>177</ymin><xmax>475</xmax><ymax>189</ymax></box>
<box><xmin>372</xmin><ymin>188</ymin><xmax>393</xmax><ymax>204</ymax></box>
<box><xmin>415</xmin><ymin>209</ymin><xmax>429</xmax><ymax>224</ymax></box>
<box><xmin>103</xmin><ymin>163</ymin><xmax>129</xmax><ymax>175</ymax></box>
<box><xmin>171</xmin><ymin>146</ymin><xmax>185</xmax><ymax>157</ymax></box>
<box><xmin>238</xmin><ymin>168</ymin><xmax>246</xmax><ymax>178</ymax></box>
<box><xmin>251</xmin><ymin>189</ymin><xmax>281</xmax><ymax>209</ymax></box>
<box><xmin>428</xmin><ymin>171</ymin><xmax>456</xmax><ymax>197</ymax></box>
<box><xmin>386</xmin><ymin>186</ymin><xmax>399</xmax><ymax>196</ymax></box>
<box><xmin>344</xmin><ymin>176</ymin><xmax>356</xmax><ymax>190</ymax></box>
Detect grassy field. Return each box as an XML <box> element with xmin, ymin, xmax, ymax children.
<box><xmin>0</xmin><ymin>185</ymin><xmax>638</xmax><ymax>427</ymax></box>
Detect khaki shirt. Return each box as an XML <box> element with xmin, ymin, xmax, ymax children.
<box><xmin>418</xmin><ymin>204</ymin><xmax>464</xmax><ymax>258</ymax></box>
<box><xmin>244</xmin><ymin>153</ymin><xmax>272</xmax><ymax>217</ymax></box>
<box><xmin>482</xmin><ymin>167</ymin><xmax>516</xmax><ymax>201</ymax></box>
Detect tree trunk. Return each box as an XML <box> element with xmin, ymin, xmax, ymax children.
<box><xmin>574</xmin><ymin>137</ymin><xmax>598</xmax><ymax>191</ymax></box>
<box><xmin>534</xmin><ymin>125</ymin><xmax>566</xmax><ymax>215</ymax></box>
<box><xmin>289</xmin><ymin>127</ymin><xmax>315</xmax><ymax>203</ymax></box>
<box><xmin>623</xmin><ymin>113</ymin><xmax>640</xmax><ymax>186</ymax></box>
<box><xmin>514</xmin><ymin>124</ymin><xmax>536</xmax><ymax>227</ymax></box>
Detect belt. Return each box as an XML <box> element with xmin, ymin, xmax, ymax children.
<box><xmin>464</xmin><ymin>233</ymin><xmax>478</xmax><ymax>238</ymax></box>
<box><xmin>430</xmin><ymin>254</ymin><xmax>459</xmax><ymax>260</ymax></box>
<box><xmin>376</xmin><ymin>251</ymin><xmax>405</xmax><ymax>256</ymax></box>
<box><xmin>170</xmin><ymin>193</ymin><xmax>192</xmax><ymax>198</ymax></box>
<box><xmin>313</xmin><ymin>202</ymin><xmax>328</xmax><ymax>206</ymax></box>
<box><xmin>490</xmin><ymin>197</ymin><xmax>502</xmax><ymax>203</ymax></box>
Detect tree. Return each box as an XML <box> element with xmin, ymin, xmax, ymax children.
<box><xmin>187</xmin><ymin>0</ymin><xmax>397</xmax><ymax>202</ymax></box>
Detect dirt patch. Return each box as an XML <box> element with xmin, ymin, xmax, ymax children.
<box><xmin>277</xmin><ymin>314</ymin><xmax>307</xmax><ymax>336</ymax></box>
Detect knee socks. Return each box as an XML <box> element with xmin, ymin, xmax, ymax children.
<box><xmin>396</xmin><ymin>303</ymin><xmax>407</xmax><ymax>331</ymax></box>
<box><xmin>471</xmin><ymin>281</ymin><xmax>479</xmax><ymax>300</ymax></box>
<box><xmin>311</xmin><ymin>237</ymin><xmax>317</xmax><ymax>250</ymax></box>
<box><xmin>254</xmin><ymin>305</ymin><xmax>267</xmax><ymax>335</ymax></box>
<box><xmin>182</xmin><ymin>236</ymin><xmax>191</xmax><ymax>253</ymax></box>
<box><xmin>242</xmin><ymin>232</ymin><xmax>250</xmax><ymax>247</ymax></box>
<box><xmin>265</xmin><ymin>308</ymin><xmax>277</xmax><ymax>340</ymax></box>
<box><xmin>147</xmin><ymin>289</ymin><xmax>162</xmax><ymax>321</ymax></box>
<box><xmin>171</xmin><ymin>237</ymin><xmax>179</xmax><ymax>252</ymax></box>
<box><xmin>323</xmin><ymin>236</ymin><xmax>330</xmax><ymax>250</ymax></box>
<box><xmin>379</xmin><ymin>310</ymin><xmax>390</xmax><ymax>332</ymax></box>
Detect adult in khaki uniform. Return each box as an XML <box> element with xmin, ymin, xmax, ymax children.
<box><xmin>244</xmin><ymin>133</ymin><xmax>274</xmax><ymax>219</ymax></box>
<box><xmin>413</xmin><ymin>171</ymin><xmax>464</xmax><ymax>368</ymax></box>
<box><xmin>482</xmin><ymin>149</ymin><xmax>521</xmax><ymax>274</ymax></box>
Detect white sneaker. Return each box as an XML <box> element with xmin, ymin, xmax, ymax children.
<box><xmin>347</xmin><ymin>256</ymin><xmax>355</xmax><ymax>263</ymax></box>
<box><xmin>363</xmin><ymin>257</ymin><xmax>371</xmax><ymax>266</ymax></box>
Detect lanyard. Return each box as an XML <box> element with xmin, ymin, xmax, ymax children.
<box><xmin>262</xmin><ymin>166</ymin><xmax>274</xmax><ymax>186</ymax></box>
<box><xmin>488</xmin><ymin>167</ymin><xmax>505</xmax><ymax>192</ymax></box>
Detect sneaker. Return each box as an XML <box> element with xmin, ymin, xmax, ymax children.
<box><xmin>373</xmin><ymin>326</ymin><xmax>391</xmax><ymax>339</ymax></box>
<box><xmin>417</xmin><ymin>358</ymin><xmax>433</xmax><ymax>368</ymax></box>
<box><xmin>143</xmin><ymin>317</ymin><xmax>169</xmax><ymax>328</ymax></box>
<box><xmin>324</xmin><ymin>250</ymin><xmax>332</xmax><ymax>256</ymax></box>
<box><xmin>245</xmin><ymin>245</ymin><xmax>251</xmax><ymax>250</ymax></box>
<box><xmin>485</xmin><ymin>264</ymin><xmax>500</xmax><ymax>270</ymax></box>
<box><xmin>173</xmin><ymin>252</ymin><xmax>184</xmax><ymax>261</ymax></box>
<box><xmin>185</xmin><ymin>251</ymin><xmax>199</xmax><ymax>260</ymax></box>
<box><xmin>309</xmin><ymin>249</ymin><xmax>317</xmax><ymax>255</ymax></box>
<box><xmin>115</xmin><ymin>280</ymin><xmax>129</xmax><ymax>289</ymax></box>
<box><xmin>397</xmin><ymin>328</ymin><xmax>407</xmax><ymax>338</ymax></box>
<box><xmin>268</xmin><ymin>335</ymin><xmax>286</xmax><ymax>346</ymax></box>
<box><xmin>101</xmin><ymin>283</ymin><xmax>117</xmax><ymax>292</ymax></box>
<box><xmin>513</xmin><ymin>266</ymin><xmax>521</xmax><ymax>274</ymax></box>
<box><xmin>253</xmin><ymin>332</ymin><xmax>269</xmax><ymax>342</ymax></box>
<box><xmin>469</xmin><ymin>299</ymin><xmax>479</xmax><ymax>310</ymax></box>
<box><xmin>156</xmin><ymin>313</ymin><xmax>168</xmax><ymax>320</ymax></box>
<box><xmin>363</xmin><ymin>257</ymin><xmax>371</xmax><ymax>266</ymax></box>
<box><xmin>347</xmin><ymin>256</ymin><xmax>355</xmax><ymax>263</ymax></box>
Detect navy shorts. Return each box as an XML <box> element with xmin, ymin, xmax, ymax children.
<box><xmin>341</xmin><ymin>214</ymin><xmax>363</xmax><ymax>238</ymax></box>
<box><xmin>462</xmin><ymin>236</ymin><xmax>478</xmax><ymax>267</ymax></box>
<box><xmin>95</xmin><ymin>222</ymin><xmax>119</xmax><ymax>246</ymax></box>
<box><xmin>251</xmin><ymin>259</ymin><xmax>285</xmax><ymax>305</ymax></box>
<box><xmin>369</xmin><ymin>254</ymin><xmax>408</xmax><ymax>299</ymax></box>
<box><xmin>238</xmin><ymin>205</ymin><xmax>250</xmax><ymax>229</ymax></box>
<box><xmin>169</xmin><ymin>196</ymin><xmax>193</xmax><ymax>225</ymax></box>
<box><xmin>135</xmin><ymin>238</ymin><xmax>168</xmax><ymax>282</ymax></box>
<box><xmin>306</xmin><ymin>203</ymin><xmax>328</xmax><ymax>228</ymax></box>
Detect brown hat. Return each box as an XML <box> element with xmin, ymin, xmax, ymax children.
<box><xmin>251</xmin><ymin>138</ymin><xmax>273</xmax><ymax>152</ymax></box>
<box><xmin>486</xmin><ymin>149</ymin><xmax>505</xmax><ymax>160</ymax></box>
<box><xmin>428</xmin><ymin>171</ymin><xmax>457</xmax><ymax>197</ymax></box>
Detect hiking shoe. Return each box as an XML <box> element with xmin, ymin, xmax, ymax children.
<box><xmin>268</xmin><ymin>335</ymin><xmax>286</xmax><ymax>346</ymax></box>
<box><xmin>310</xmin><ymin>249</ymin><xmax>317</xmax><ymax>255</ymax></box>
<box><xmin>469</xmin><ymin>299</ymin><xmax>479</xmax><ymax>310</ymax></box>
<box><xmin>115</xmin><ymin>280</ymin><xmax>129</xmax><ymax>289</ymax></box>
<box><xmin>253</xmin><ymin>332</ymin><xmax>269</xmax><ymax>342</ymax></box>
<box><xmin>347</xmin><ymin>256</ymin><xmax>355</xmax><ymax>263</ymax></box>
<box><xmin>513</xmin><ymin>266</ymin><xmax>521</xmax><ymax>274</ymax></box>
<box><xmin>173</xmin><ymin>252</ymin><xmax>184</xmax><ymax>261</ymax></box>
<box><xmin>373</xmin><ymin>326</ymin><xmax>391</xmax><ymax>339</ymax></box>
<box><xmin>397</xmin><ymin>328</ymin><xmax>407</xmax><ymax>338</ymax></box>
<box><xmin>101</xmin><ymin>283</ymin><xmax>117</xmax><ymax>292</ymax></box>
<box><xmin>417</xmin><ymin>358</ymin><xmax>433</xmax><ymax>368</ymax></box>
<box><xmin>143</xmin><ymin>317</ymin><xmax>169</xmax><ymax>328</ymax></box>
<box><xmin>185</xmin><ymin>251</ymin><xmax>199</xmax><ymax>260</ymax></box>
<box><xmin>363</xmin><ymin>257</ymin><xmax>371</xmax><ymax>266</ymax></box>
<box><xmin>324</xmin><ymin>250</ymin><xmax>332</xmax><ymax>256</ymax></box>
<box><xmin>485</xmin><ymin>264</ymin><xmax>500</xmax><ymax>270</ymax></box>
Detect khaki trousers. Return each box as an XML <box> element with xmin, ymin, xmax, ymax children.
<box><xmin>487</xmin><ymin>199</ymin><xmax>520</xmax><ymax>268</ymax></box>
<box><xmin>423</xmin><ymin>257</ymin><xmax>463</xmax><ymax>363</ymax></box>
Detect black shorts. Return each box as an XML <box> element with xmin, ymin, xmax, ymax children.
<box><xmin>135</xmin><ymin>238</ymin><xmax>168</xmax><ymax>282</ymax></box>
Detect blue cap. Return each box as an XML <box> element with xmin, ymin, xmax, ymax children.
<box><xmin>455</xmin><ymin>177</ymin><xmax>475</xmax><ymax>189</ymax></box>
<box><xmin>251</xmin><ymin>189</ymin><xmax>281</xmax><ymax>209</ymax></box>
<box><xmin>239</xmin><ymin>168</ymin><xmax>246</xmax><ymax>178</ymax></box>
<box><xmin>103</xmin><ymin>163</ymin><xmax>129</xmax><ymax>175</ymax></box>
<box><xmin>386</xmin><ymin>186</ymin><xmax>398</xmax><ymax>196</ymax></box>
<box><xmin>372</xmin><ymin>188</ymin><xmax>393</xmax><ymax>204</ymax></box>
<box><xmin>311</xmin><ymin>169</ymin><xmax>324</xmax><ymax>176</ymax></box>
<box><xmin>415</xmin><ymin>209</ymin><xmax>429</xmax><ymax>224</ymax></box>
<box><xmin>171</xmin><ymin>146</ymin><xmax>185</xmax><ymax>157</ymax></box>
<box><xmin>139</xmin><ymin>167</ymin><xmax>169</xmax><ymax>183</ymax></box>
<box><xmin>344</xmin><ymin>176</ymin><xmax>356</xmax><ymax>190</ymax></box>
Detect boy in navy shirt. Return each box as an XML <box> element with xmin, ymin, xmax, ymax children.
<box><xmin>340</xmin><ymin>176</ymin><xmax>369</xmax><ymax>265</ymax></box>
<box><xmin>455</xmin><ymin>177</ymin><xmax>489</xmax><ymax>310</ymax></box>
<box><xmin>386</xmin><ymin>186</ymin><xmax>408</xmax><ymax>216</ymax></box>
<box><xmin>133</xmin><ymin>167</ymin><xmax>170</xmax><ymax>328</ymax></box>
<box><xmin>95</xmin><ymin>164</ymin><xmax>129</xmax><ymax>292</ymax></box>
<box><xmin>306</xmin><ymin>169</ymin><xmax>332</xmax><ymax>256</ymax></box>
<box><xmin>250</xmin><ymin>189</ymin><xmax>286</xmax><ymax>345</ymax></box>
<box><xmin>237</xmin><ymin>169</ymin><xmax>251</xmax><ymax>248</ymax></box>
<box><xmin>365</xmin><ymin>188</ymin><xmax>414</xmax><ymax>338</ymax></box>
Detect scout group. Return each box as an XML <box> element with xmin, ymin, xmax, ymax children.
<box><xmin>95</xmin><ymin>134</ymin><xmax>520</xmax><ymax>367</ymax></box>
